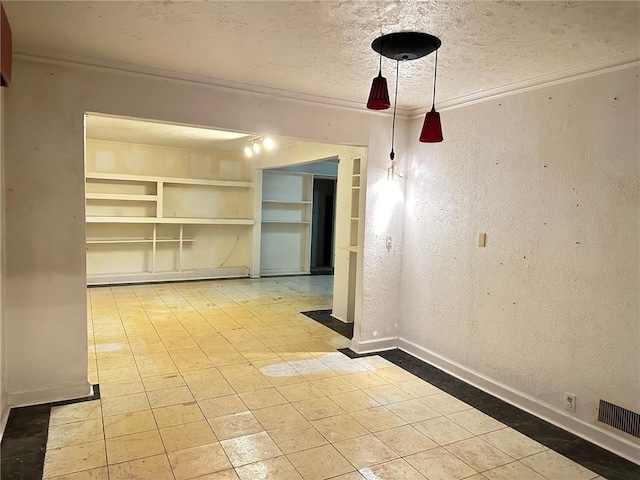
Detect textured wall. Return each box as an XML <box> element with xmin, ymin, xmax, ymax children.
<box><xmin>356</xmin><ymin>116</ymin><xmax>409</xmax><ymax>345</ymax></box>
<box><xmin>3</xmin><ymin>59</ymin><xmax>380</xmax><ymax>403</ymax></box>
<box><xmin>400</xmin><ymin>67</ymin><xmax>639</xmax><ymax>427</ymax></box>
<box><xmin>0</xmin><ymin>88</ymin><xmax>6</xmax><ymax>425</ymax></box>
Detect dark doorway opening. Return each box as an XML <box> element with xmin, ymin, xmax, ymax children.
<box><xmin>311</xmin><ymin>177</ymin><xmax>336</xmax><ymax>274</ymax></box>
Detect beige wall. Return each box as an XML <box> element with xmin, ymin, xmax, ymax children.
<box><xmin>399</xmin><ymin>67</ymin><xmax>639</xmax><ymax>457</ymax></box>
<box><xmin>0</xmin><ymin>88</ymin><xmax>6</xmax><ymax>429</ymax></box>
<box><xmin>3</xmin><ymin>59</ymin><xmax>405</xmax><ymax>406</ymax></box>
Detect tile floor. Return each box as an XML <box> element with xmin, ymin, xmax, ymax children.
<box><xmin>36</xmin><ymin>276</ymin><xmax>608</xmax><ymax>479</ymax></box>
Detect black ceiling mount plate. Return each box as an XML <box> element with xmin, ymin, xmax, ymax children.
<box><xmin>372</xmin><ymin>32</ymin><xmax>441</xmax><ymax>61</ymax></box>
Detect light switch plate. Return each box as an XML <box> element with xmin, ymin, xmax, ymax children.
<box><xmin>478</xmin><ymin>232</ymin><xmax>486</xmax><ymax>247</ymax></box>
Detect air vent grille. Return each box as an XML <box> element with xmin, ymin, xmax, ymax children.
<box><xmin>597</xmin><ymin>400</ymin><xmax>640</xmax><ymax>439</ymax></box>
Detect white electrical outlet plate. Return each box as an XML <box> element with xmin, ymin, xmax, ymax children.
<box><xmin>565</xmin><ymin>393</ymin><xmax>576</xmax><ymax>412</ymax></box>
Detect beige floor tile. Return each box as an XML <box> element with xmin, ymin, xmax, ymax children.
<box><xmin>350</xmin><ymin>406</ymin><xmax>407</xmax><ymax>432</ymax></box>
<box><xmin>413</xmin><ymin>416</ymin><xmax>475</xmax><ymax>445</ymax></box>
<box><xmin>342</xmin><ymin>371</ymin><xmax>388</xmax><ymax>389</ymax></box>
<box><xmin>260</xmin><ymin>368</ymin><xmax>308</xmax><ymax>387</ymax></box>
<box><xmin>252</xmin><ymin>404</ymin><xmax>308</xmax><ymax>431</ymax></box>
<box><xmin>227</xmin><ymin>373</ymin><xmax>273</xmax><ymax>393</ymax></box>
<box><xmin>405</xmin><ymin>447</ymin><xmax>477</xmax><ymax>480</ymax></box>
<box><xmin>235</xmin><ymin>455</ymin><xmax>303</xmax><ymax>480</ymax></box>
<box><xmin>330</xmin><ymin>390</ymin><xmax>381</xmax><ymax>412</ymax></box>
<box><xmin>199</xmin><ymin>394</ymin><xmax>248</xmax><ymax>418</ymax></box>
<box><xmin>142</xmin><ymin>373</ymin><xmax>186</xmax><ymax>392</ymax></box>
<box><xmin>194</xmin><ymin>468</ymin><xmax>240</xmax><ymax>479</ymax></box>
<box><xmin>102</xmin><ymin>392</ymin><xmax>150</xmax><ymax>417</ymax></box>
<box><xmin>446</xmin><ymin>409</ymin><xmax>506</xmax><ymax>435</ymax></box>
<box><xmin>372</xmin><ymin>366</ymin><xmax>417</xmax><ymax>383</ymax></box>
<box><xmin>362</xmin><ymin>384</ymin><xmax>412</xmax><ymax>405</ymax></box>
<box><xmin>147</xmin><ymin>386</ymin><xmax>195</xmax><ymax>408</ymax></box>
<box><xmin>220</xmin><ymin>431</ymin><xmax>283</xmax><ymax>467</ymax></box>
<box><xmin>419</xmin><ymin>393</ymin><xmax>473</xmax><ymax>415</ymax></box>
<box><xmin>360</xmin><ymin>458</ymin><xmax>427</xmax><ymax>480</ymax></box>
<box><xmin>105</xmin><ymin>429</ymin><xmax>165</xmax><ymax>464</ymax></box>
<box><xmin>483</xmin><ymin>461</ymin><xmax>547</xmax><ymax>480</ymax></box>
<box><xmin>480</xmin><ymin>428</ymin><xmax>547</xmax><ymax>459</ymax></box>
<box><xmin>311</xmin><ymin>376</ymin><xmax>359</xmax><ymax>395</ymax></box>
<box><xmin>108</xmin><ymin>454</ymin><xmax>174</xmax><ymax>480</ymax></box>
<box><xmin>44</xmin><ymin>466</ymin><xmax>108</xmax><ymax>479</ymax></box>
<box><xmin>219</xmin><ymin>363</ymin><xmax>260</xmax><ymax>379</ymax></box>
<box><xmin>238</xmin><ymin>387</ymin><xmax>288</xmax><ymax>410</ymax></box>
<box><xmin>189</xmin><ymin>378</ymin><xmax>237</xmax><ymax>401</ymax></box>
<box><xmin>286</xmin><ymin>444</ymin><xmax>355</xmax><ymax>480</ymax></box>
<box><xmin>445</xmin><ymin>437</ymin><xmax>514</xmax><ymax>472</ymax></box>
<box><xmin>97</xmin><ymin>355</ymin><xmax>137</xmax><ymax>371</ymax></box>
<box><xmin>208</xmin><ymin>411</ymin><xmax>264</xmax><ymax>440</ymax></box>
<box><xmin>277</xmin><ymin>381</ymin><xmax>323</xmax><ymax>402</ymax></box>
<box><xmin>49</xmin><ymin>401</ymin><xmax>102</xmax><ymax>427</ymax></box>
<box><xmin>331</xmin><ymin>473</ymin><xmax>366</xmax><ymax>480</ymax></box>
<box><xmin>291</xmin><ymin>396</ymin><xmax>344</xmax><ymax>421</ymax></box>
<box><xmin>385</xmin><ymin>399</ymin><xmax>441</xmax><ymax>423</ymax></box>
<box><xmin>103</xmin><ymin>410</ymin><xmax>157</xmax><ymax>439</ymax></box>
<box><xmin>333</xmin><ymin>434</ymin><xmax>399</xmax><ymax>469</ymax></box>
<box><xmin>99</xmin><ymin>368</ymin><xmax>142</xmax><ymax>385</ymax></box>
<box><xmin>168</xmin><ymin>442</ymin><xmax>233</xmax><ymax>480</ymax></box>
<box><xmin>374</xmin><ymin>424</ymin><xmax>437</xmax><ymax>456</ymax></box>
<box><xmin>520</xmin><ymin>449</ymin><xmax>599</xmax><ymax>480</ymax></box>
<box><xmin>311</xmin><ymin>413</ymin><xmax>370</xmax><ymax>442</ymax></box>
<box><xmin>181</xmin><ymin>367</ymin><xmax>225</xmax><ymax>384</ymax></box>
<box><xmin>100</xmin><ymin>381</ymin><xmax>146</xmax><ymax>398</ymax></box>
<box><xmin>153</xmin><ymin>402</ymin><xmax>205</xmax><ymax>428</ymax></box>
<box><xmin>268</xmin><ymin>422</ymin><xmax>328</xmax><ymax>454</ymax></box>
<box><xmin>43</xmin><ymin>440</ymin><xmax>107</xmax><ymax>478</ymax></box>
<box><xmin>159</xmin><ymin>420</ymin><xmax>217</xmax><ymax>452</ymax></box>
<box><xmin>48</xmin><ymin>418</ymin><xmax>104</xmax><ymax>449</ymax></box>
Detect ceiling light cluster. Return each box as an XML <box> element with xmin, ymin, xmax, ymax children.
<box><xmin>366</xmin><ymin>31</ymin><xmax>443</xmax><ymax>173</ymax></box>
<box><xmin>244</xmin><ymin>136</ymin><xmax>276</xmax><ymax>157</ymax></box>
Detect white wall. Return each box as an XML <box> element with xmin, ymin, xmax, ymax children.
<box><xmin>0</xmin><ymin>87</ymin><xmax>7</xmax><ymax>431</ymax></box>
<box><xmin>399</xmin><ymin>67</ymin><xmax>639</xmax><ymax>455</ymax></box>
<box><xmin>3</xmin><ymin>58</ymin><xmax>405</xmax><ymax>405</ymax></box>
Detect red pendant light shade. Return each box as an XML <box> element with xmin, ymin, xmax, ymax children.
<box><xmin>419</xmin><ymin>106</ymin><xmax>443</xmax><ymax>143</ymax></box>
<box><xmin>366</xmin><ymin>71</ymin><xmax>390</xmax><ymax>110</ymax></box>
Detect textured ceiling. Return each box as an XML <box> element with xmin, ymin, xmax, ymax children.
<box><xmin>4</xmin><ymin>1</ymin><xmax>640</xmax><ymax>111</ymax></box>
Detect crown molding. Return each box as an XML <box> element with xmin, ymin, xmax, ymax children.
<box><xmin>14</xmin><ymin>49</ymin><xmax>413</xmax><ymax>118</ymax></box>
<box><xmin>409</xmin><ymin>51</ymin><xmax>640</xmax><ymax>118</ymax></box>
<box><xmin>15</xmin><ymin>49</ymin><xmax>639</xmax><ymax>121</ymax></box>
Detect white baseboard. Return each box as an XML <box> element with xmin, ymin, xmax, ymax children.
<box><xmin>398</xmin><ymin>337</ymin><xmax>640</xmax><ymax>466</ymax></box>
<box><xmin>350</xmin><ymin>336</ymin><xmax>398</xmax><ymax>354</ymax></box>
<box><xmin>8</xmin><ymin>381</ymin><xmax>92</xmax><ymax>408</ymax></box>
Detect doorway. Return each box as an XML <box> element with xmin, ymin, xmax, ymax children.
<box><xmin>311</xmin><ymin>177</ymin><xmax>336</xmax><ymax>274</ymax></box>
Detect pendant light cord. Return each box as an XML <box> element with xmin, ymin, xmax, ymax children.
<box><xmin>390</xmin><ymin>60</ymin><xmax>399</xmax><ymax>161</ymax></box>
<box><xmin>432</xmin><ymin>48</ymin><xmax>438</xmax><ymax>109</ymax></box>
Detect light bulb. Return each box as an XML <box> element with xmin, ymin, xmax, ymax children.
<box><xmin>263</xmin><ymin>137</ymin><xmax>275</xmax><ymax>150</ymax></box>
<box><xmin>252</xmin><ymin>142</ymin><xmax>261</xmax><ymax>154</ymax></box>
<box><xmin>244</xmin><ymin>146</ymin><xmax>253</xmax><ymax>157</ymax></box>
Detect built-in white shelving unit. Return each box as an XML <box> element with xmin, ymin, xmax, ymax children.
<box><xmin>260</xmin><ymin>170</ymin><xmax>313</xmax><ymax>276</ymax></box>
<box><xmin>85</xmin><ymin>164</ymin><xmax>254</xmax><ymax>284</ymax></box>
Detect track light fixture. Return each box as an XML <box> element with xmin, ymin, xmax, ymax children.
<box><xmin>366</xmin><ymin>31</ymin><xmax>443</xmax><ymax>172</ymax></box>
<box><xmin>244</xmin><ymin>136</ymin><xmax>276</xmax><ymax>158</ymax></box>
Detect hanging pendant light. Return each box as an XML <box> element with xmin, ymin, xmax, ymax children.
<box><xmin>420</xmin><ymin>48</ymin><xmax>443</xmax><ymax>143</ymax></box>
<box><xmin>367</xmin><ymin>32</ymin><xmax>443</xmax><ymax>155</ymax></box>
<box><xmin>366</xmin><ymin>52</ymin><xmax>390</xmax><ymax>110</ymax></box>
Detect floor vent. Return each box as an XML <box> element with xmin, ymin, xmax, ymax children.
<box><xmin>597</xmin><ymin>399</ymin><xmax>640</xmax><ymax>439</ymax></box>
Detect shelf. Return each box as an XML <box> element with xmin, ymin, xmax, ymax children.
<box><xmin>352</xmin><ymin>186</ymin><xmax>360</xmax><ymax>190</ymax></box>
<box><xmin>87</xmin><ymin>238</ymin><xmax>195</xmax><ymax>245</ymax></box>
<box><xmin>86</xmin><ymin>193</ymin><xmax>158</xmax><ymax>202</ymax></box>
<box><xmin>262</xmin><ymin>200</ymin><xmax>312</xmax><ymax>205</ymax></box>
<box><xmin>261</xmin><ymin>220</ymin><xmax>310</xmax><ymax>224</ymax></box>
<box><xmin>86</xmin><ymin>216</ymin><xmax>254</xmax><ymax>225</ymax></box>
<box><xmin>350</xmin><ymin>217</ymin><xmax>359</xmax><ymax>221</ymax></box>
<box><xmin>86</xmin><ymin>172</ymin><xmax>253</xmax><ymax>188</ymax></box>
